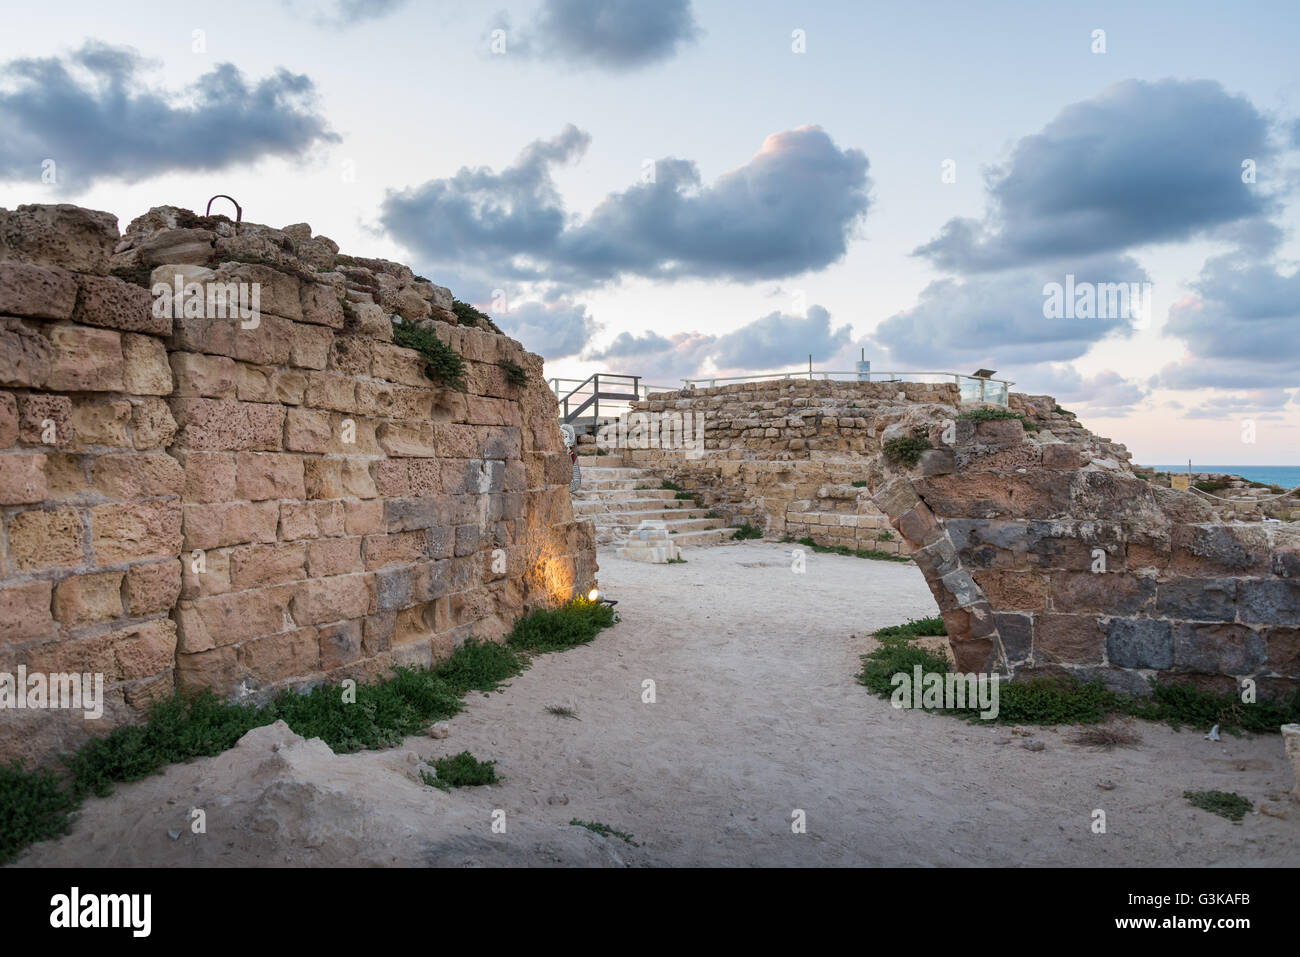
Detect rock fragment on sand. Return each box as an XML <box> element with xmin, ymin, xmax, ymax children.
<box><xmin>1283</xmin><ymin>723</ymin><xmax>1300</xmax><ymax>803</ymax></box>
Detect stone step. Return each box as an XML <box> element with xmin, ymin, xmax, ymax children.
<box><xmin>580</xmin><ymin>481</ymin><xmax>684</xmax><ymax>494</ymax></box>
<box><xmin>573</xmin><ymin>498</ymin><xmax>697</xmax><ymax>514</ymax></box>
<box><xmin>581</xmin><ymin>508</ymin><xmax>712</xmax><ymax>524</ymax></box>
<box><xmin>579</xmin><ymin>488</ymin><xmax>681</xmax><ymax>501</ymax></box>
<box><xmin>568</xmin><ymin>458</ymin><xmax>738</xmax><ymax>551</ymax></box>
<box><xmin>670</xmin><ymin>526</ymin><xmax>741</xmax><ymax>547</ymax></box>
<box><xmin>577</xmin><ymin>466</ymin><xmax>655</xmax><ymax>478</ymax></box>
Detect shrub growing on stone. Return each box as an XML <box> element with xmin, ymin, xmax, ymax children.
<box><xmin>391</xmin><ymin>320</ymin><xmax>467</xmax><ymax>391</ymax></box>
<box><xmin>882</xmin><ymin>435</ymin><xmax>931</xmax><ymax>466</ymax></box>
<box><xmin>451</xmin><ymin>299</ymin><xmax>492</xmax><ymax>328</ymax></box>
<box><xmin>958</xmin><ymin>407</ymin><xmax>1039</xmax><ymax>431</ymax></box>
<box><xmin>498</xmin><ymin>360</ymin><xmax>528</xmax><ymax>387</ymax></box>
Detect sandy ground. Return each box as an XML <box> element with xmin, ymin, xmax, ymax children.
<box><xmin>16</xmin><ymin>541</ymin><xmax>1300</xmax><ymax>867</ymax></box>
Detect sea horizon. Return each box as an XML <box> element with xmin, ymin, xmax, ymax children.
<box><xmin>1148</xmin><ymin>464</ymin><xmax>1300</xmax><ymax>489</ymax></box>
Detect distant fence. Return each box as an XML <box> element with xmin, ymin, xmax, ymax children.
<box><xmin>552</xmin><ymin>369</ymin><xmax>1015</xmax><ymax>419</ymax></box>
<box><xmin>677</xmin><ymin>370</ymin><xmax>1014</xmax><ymax>406</ymax></box>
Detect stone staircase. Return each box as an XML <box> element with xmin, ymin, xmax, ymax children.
<box><xmin>571</xmin><ymin>459</ymin><xmax>738</xmax><ymax>547</ymax></box>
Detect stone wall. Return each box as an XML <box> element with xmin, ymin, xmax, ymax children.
<box><xmin>626</xmin><ymin>379</ymin><xmax>1299</xmax><ymax>697</ymax></box>
<box><xmin>624</xmin><ymin>380</ymin><xmax>971</xmax><ymax>556</ymax></box>
<box><xmin>0</xmin><ymin>203</ymin><xmax>595</xmax><ymax>768</ymax></box>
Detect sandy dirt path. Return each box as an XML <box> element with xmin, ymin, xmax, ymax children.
<box><xmin>17</xmin><ymin>541</ymin><xmax>1300</xmax><ymax>867</ymax></box>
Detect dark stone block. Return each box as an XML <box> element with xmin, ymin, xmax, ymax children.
<box><xmin>1155</xmin><ymin>578</ymin><xmax>1237</xmax><ymax>621</ymax></box>
<box><xmin>1238</xmin><ymin>579</ymin><xmax>1300</xmax><ymax>624</ymax></box>
<box><xmin>994</xmin><ymin>612</ymin><xmax>1033</xmax><ymax>663</ymax></box>
<box><xmin>374</xmin><ymin>566</ymin><xmax>415</xmax><ymax>612</ymax></box>
<box><xmin>1106</xmin><ymin>618</ymin><xmax>1173</xmax><ymax>670</ymax></box>
<box><xmin>1172</xmin><ymin>622</ymin><xmax>1265</xmax><ymax>674</ymax></box>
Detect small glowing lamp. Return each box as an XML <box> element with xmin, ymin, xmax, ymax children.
<box><xmin>588</xmin><ymin>588</ymin><xmax>600</xmax><ymax>602</ymax></box>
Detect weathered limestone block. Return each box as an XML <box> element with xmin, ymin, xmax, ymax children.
<box><xmin>0</xmin><ymin>453</ymin><xmax>47</xmax><ymax>504</ymax></box>
<box><xmin>169</xmin><ymin>352</ymin><xmax>238</xmax><ymax>398</ymax></box>
<box><xmin>292</xmin><ymin>574</ymin><xmax>372</xmax><ymax>625</ymax></box>
<box><xmin>170</xmin><ymin>397</ymin><xmax>285</xmax><ymax>451</ymax></box>
<box><xmin>174</xmin><ymin>586</ymin><xmax>295</xmax><ymax>653</ymax></box>
<box><xmin>283</xmin><ymin>407</ymin><xmax>333</xmax><ymax>452</ymax></box>
<box><xmin>1172</xmin><ymin>623</ymin><xmax>1265</xmax><ymax>674</ymax></box>
<box><xmin>9</xmin><ymin>506</ymin><xmax>85</xmax><ymax>570</ymax></box>
<box><xmin>0</xmin><ymin>204</ymin><xmax>118</xmax><ymax>273</ymax></box>
<box><xmin>124</xmin><ymin>560</ymin><xmax>183</xmax><ymax>616</ymax></box>
<box><xmin>0</xmin><ymin>392</ymin><xmax>15</xmax><ymax>447</ymax></box>
<box><xmin>0</xmin><ymin>580</ymin><xmax>56</xmax><ymax>643</ymax></box>
<box><xmin>1036</xmin><ymin>613</ymin><xmax>1108</xmax><ymax>665</ymax></box>
<box><xmin>0</xmin><ymin>263</ymin><xmax>78</xmax><ymax>319</ymax></box>
<box><xmin>230</xmin><ymin>542</ymin><xmax>307</xmax><ymax>590</ymax></box>
<box><xmin>68</xmin><ymin>397</ymin><xmax>130</xmax><ymax>448</ymax></box>
<box><xmin>17</xmin><ymin>394</ymin><xmax>71</xmax><ymax>446</ymax></box>
<box><xmin>290</xmin><ymin>323</ymin><xmax>333</xmax><ymax>370</ymax></box>
<box><xmin>300</xmin><ymin>280</ymin><xmax>346</xmax><ymax>328</ymax></box>
<box><xmin>183</xmin><ymin>501</ymin><xmax>279</xmax><ymax>550</ymax></box>
<box><xmin>0</xmin><ymin>318</ymin><xmax>53</xmax><ymax>388</ymax></box>
<box><xmin>92</xmin><ymin>452</ymin><xmax>184</xmax><ymax>498</ymax></box>
<box><xmin>130</xmin><ymin>398</ymin><xmax>178</xmax><ymax>449</ymax></box>
<box><xmin>1048</xmin><ymin>571</ymin><xmax>1155</xmax><ymax>615</ymax></box>
<box><xmin>236</xmin><ymin>451</ymin><xmax>306</xmax><ymax>501</ymax></box>
<box><xmin>214</xmin><ymin>262</ymin><xmax>302</xmax><ymax>321</ymax></box>
<box><xmin>239</xmin><ymin>627</ymin><xmax>320</xmax><ymax>683</ymax></box>
<box><xmin>91</xmin><ymin>500</ymin><xmax>183</xmax><ymax>565</ymax></box>
<box><xmin>135</xmin><ymin>228</ymin><xmax>215</xmax><ymax>267</ymax></box>
<box><xmin>75</xmin><ymin>275</ymin><xmax>168</xmax><ymax>335</ymax></box>
<box><xmin>121</xmin><ymin>332</ymin><xmax>174</xmax><ymax>395</ymax></box>
<box><xmin>306</xmin><ymin>537</ymin><xmax>362</xmax><ymax>578</ymax></box>
<box><xmin>53</xmin><ymin>571</ymin><xmax>124</xmax><ymax>627</ymax></box>
<box><xmin>45</xmin><ymin>323</ymin><xmax>125</xmax><ymax>392</ymax></box>
<box><xmin>1172</xmin><ymin>523</ymin><xmax>1273</xmax><ymax>576</ymax></box>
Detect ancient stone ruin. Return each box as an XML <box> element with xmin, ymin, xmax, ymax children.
<box><xmin>624</xmin><ymin>380</ymin><xmax>1299</xmax><ymax>695</ymax></box>
<box><xmin>0</xmin><ymin>203</ymin><xmax>595</xmax><ymax>768</ymax></box>
<box><xmin>3</xmin><ymin>201</ymin><xmax>1296</xmax><ymax>772</ymax></box>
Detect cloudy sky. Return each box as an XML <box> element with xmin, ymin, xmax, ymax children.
<box><xmin>2</xmin><ymin>0</ymin><xmax>1298</xmax><ymax>465</ymax></box>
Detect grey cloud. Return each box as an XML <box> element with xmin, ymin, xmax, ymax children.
<box><xmin>381</xmin><ymin>125</ymin><xmax>870</xmax><ymax>292</ymax></box>
<box><xmin>324</xmin><ymin>0</ymin><xmax>410</xmax><ymax>24</ymax></box>
<box><xmin>0</xmin><ymin>41</ymin><xmax>339</xmax><ymax>190</ymax></box>
<box><xmin>585</xmin><ymin>304</ymin><xmax>851</xmax><ymax>379</ymax></box>
<box><xmin>915</xmin><ymin>79</ymin><xmax>1275</xmax><ymax>272</ymax></box>
<box><xmin>1042</xmin><ymin>368</ymin><xmax>1148</xmax><ymax>417</ymax></box>
<box><xmin>711</xmin><ymin>305</ymin><xmax>852</xmax><ymax>370</ymax></box>
<box><xmin>493</xmin><ymin>298</ymin><xmax>601</xmax><ymax>359</ymax></box>
<box><xmin>1156</xmin><ymin>250</ymin><xmax>1300</xmax><ymax>390</ymax></box>
<box><xmin>497</xmin><ymin>0</ymin><xmax>700</xmax><ymax>71</ymax></box>
<box><xmin>1180</xmin><ymin>389</ymin><xmax>1294</xmax><ymax>418</ymax></box>
<box><xmin>870</xmin><ymin>255</ymin><xmax>1150</xmax><ymax>371</ymax></box>
<box><xmin>587</xmin><ymin>329</ymin><xmax>716</xmax><ymax>381</ymax></box>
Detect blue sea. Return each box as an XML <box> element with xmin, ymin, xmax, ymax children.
<box><xmin>1150</xmin><ymin>465</ymin><xmax>1300</xmax><ymax>489</ymax></box>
